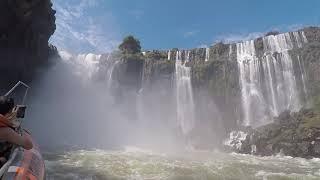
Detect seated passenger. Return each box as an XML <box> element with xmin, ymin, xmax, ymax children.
<box><xmin>0</xmin><ymin>96</ymin><xmax>33</xmax><ymax>165</ymax></box>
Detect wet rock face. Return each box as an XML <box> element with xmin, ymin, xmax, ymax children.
<box><xmin>191</xmin><ymin>60</ymin><xmax>241</xmax><ymax>132</ymax></box>
<box><xmin>110</xmin><ymin>54</ymin><xmax>145</xmax><ymax>98</ymax></box>
<box><xmin>234</xmin><ymin>109</ymin><xmax>320</xmax><ymax>158</ymax></box>
<box><xmin>0</xmin><ymin>0</ymin><xmax>56</xmax><ymax>90</ymax></box>
<box><xmin>304</xmin><ymin>27</ymin><xmax>320</xmax><ymax>43</ymax></box>
<box><xmin>143</xmin><ymin>58</ymin><xmax>175</xmax><ymax>90</ymax></box>
<box><xmin>138</xmin><ymin>27</ymin><xmax>320</xmax><ymax>141</ymax></box>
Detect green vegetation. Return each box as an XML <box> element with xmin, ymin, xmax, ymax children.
<box><xmin>265</xmin><ymin>31</ymin><xmax>280</xmax><ymax>36</ymax></box>
<box><xmin>121</xmin><ymin>52</ymin><xmax>144</xmax><ymax>61</ymax></box>
<box><xmin>117</xmin><ymin>35</ymin><xmax>144</xmax><ymax>62</ymax></box>
<box><xmin>119</xmin><ymin>35</ymin><xmax>141</xmax><ymax>54</ymax></box>
<box><xmin>300</xmin><ymin>112</ymin><xmax>320</xmax><ymax>129</ymax></box>
<box><xmin>146</xmin><ymin>59</ymin><xmax>175</xmax><ymax>73</ymax></box>
<box><xmin>144</xmin><ymin>51</ymin><xmax>167</xmax><ymax>60</ymax></box>
<box><xmin>312</xmin><ymin>95</ymin><xmax>320</xmax><ymax>112</ymax></box>
<box><xmin>192</xmin><ymin>60</ymin><xmax>239</xmax><ymax>97</ymax></box>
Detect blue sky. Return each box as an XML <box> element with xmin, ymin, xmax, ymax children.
<box><xmin>50</xmin><ymin>0</ymin><xmax>320</xmax><ymax>54</ymax></box>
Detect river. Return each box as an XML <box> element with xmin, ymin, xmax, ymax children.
<box><xmin>44</xmin><ymin>147</ymin><xmax>320</xmax><ymax>180</ymax></box>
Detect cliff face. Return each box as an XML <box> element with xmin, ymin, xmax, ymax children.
<box><xmin>0</xmin><ymin>0</ymin><xmax>56</xmax><ymax>90</ymax></box>
<box><xmin>300</xmin><ymin>27</ymin><xmax>320</xmax><ymax>105</ymax></box>
<box><xmin>97</xmin><ymin>27</ymin><xmax>320</xmax><ymax>148</ymax></box>
<box><xmin>234</xmin><ymin>109</ymin><xmax>320</xmax><ymax>158</ymax></box>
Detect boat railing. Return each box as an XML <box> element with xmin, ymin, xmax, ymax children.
<box><xmin>0</xmin><ymin>81</ymin><xmax>31</xmax><ymax>177</ymax></box>
<box><xmin>0</xmin><ymin>147</ymin><xmax>19</xmax><ymax>177</ymax></box>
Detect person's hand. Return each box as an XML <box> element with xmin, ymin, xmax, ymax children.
<box><xmin>22</xmin><ymin>132</ymin><xmax>33</xmax><ymax>150</ymax></box>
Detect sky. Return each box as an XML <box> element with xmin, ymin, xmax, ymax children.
<box><xmin>50</xmin><ymin>0</ymin><xmax>320</xmax><ymax>54</ymax></box>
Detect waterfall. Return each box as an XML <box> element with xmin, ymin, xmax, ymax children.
<box><xmin>298</xmin><ymin>55</ymin><xmax>308</xmax><ymax>97</ymax></box>
<box><xmin>186</xmin><ymin>50</ymin><xmax>191</xmax><ymax>61</ymax></box>
<box><xmin>59</xmin><ymin>51</ymin><xmax>101</xmax><ymax>81</ymax></box>
<box><xmin>228</xmin><ymin>45</ymin><xmax>233</xmax><ymax>58</ymax></box>
<box><xmin>205</xmin><ymin>47</ymin><xmax>210</xmax><ymax>61</ymax></box>
<box><xmin>236</xmin><ymin>40</ymin><xmax>258</xmax><ymax>126</ymax></box>
<box><xmin>31</xmin><ymin>51</ymin><xmax>126</xmax><ymax>147</ymax></box>
<box><xmin>236</xmin><ymin>32</ymin><xmax>308</xmax><ymax>127</ymax></box>
<box><xmin>175</xmin><ymin>51</ymin><xmax>195</xmax><ymax>134</ymax></box>
<box><xmin>106</xmin><ymin>55</ymin><xmax>120</xmax><ymax>89</ymax></box>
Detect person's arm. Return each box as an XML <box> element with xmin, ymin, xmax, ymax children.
<box><xmin>0</xmin><ymin>127</ymin><xmax>33</xmax><ymax>150</ymax></box>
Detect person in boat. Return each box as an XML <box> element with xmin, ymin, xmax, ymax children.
<box><xmin>0</xmin><ymin>96</ymin><xmax>33</xmax><ymax>165</ymax></box>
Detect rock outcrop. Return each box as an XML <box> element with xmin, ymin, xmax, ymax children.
<box><xmin>0</xmin><ymin>0</ymin><xmax>56</xmax><ymax>91</ymax></box>
<box><xmin>235</xmin><ymin>108</ymin><xmax>320</xmax><ymax>158</ymax></box>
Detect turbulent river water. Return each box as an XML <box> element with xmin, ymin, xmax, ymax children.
<box><xmin>44</xmin><ymin>147</ymin><xmax>320</xmax><ymax>180</ymax></box>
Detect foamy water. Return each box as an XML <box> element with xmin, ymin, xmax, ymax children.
<box><xmin>44</xmin><ymin>147</ymin><xmax>320</xmax><ymax>180</ymax></box>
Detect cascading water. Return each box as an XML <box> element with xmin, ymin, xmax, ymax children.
<box><xmin>175</xmin><ymin>51</ymin><xmax>195</xmax><ymax>135</ymax></box>
<box><xmin>59</xmin><ymin>51</ymin><xmax>101</xmax><ymax>81</ymax></box>
<box><xmin>43</xmin><ymin>48</ymin><xmax>320</xmax><ymax>180</ymax></box>
<box><xmin>34</xmin><ymin>31</ymin><xmax>320</xmax><ymax>180</ymax></box>
<box><xmin>107</xmin><ymin>61</ymin><xmax>120</xmax><ymax>89</ymax></box>
<box><xmin>28</xmin><ymin>51</ymin><xmax>128</xmax><ymax>148</ymax></box>
<box><xmin>298</xmin><ymin>55</ymin><xmax>308</xmax><ymax>97</ymax></box>
<box><xmin>236</xmin><ymin>31</ymin><xmax>308</xmax><ymax>127</ymax></box>
<box><xmin>205</xmin><ymin>47</ymin><xmax>210</xmax><ymax>62</ymax></box>
<box><xmin>186</xmin><ymin>50</ymin><xmax>191</xmax><ymax>61</ymax></box>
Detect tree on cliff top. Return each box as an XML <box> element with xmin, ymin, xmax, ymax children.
<box><xmin>119</xmin><ymin>35</ymin><xmax>141</xmax><ymax>54</ymax></box>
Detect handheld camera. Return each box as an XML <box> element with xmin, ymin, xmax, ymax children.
<box><xmin>14</xmin><ymin>105</ymin><xmax>27</xmax><ymax>119</ymax></box>
<box><xmin>5</xmin><ymin>81</ymin><xmax>30</xmax><ymax>121</ymax></box>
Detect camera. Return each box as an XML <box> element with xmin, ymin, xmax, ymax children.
<box><xmin>15</xmin><ymin>105</ymin><xmax>27</xmax><ymax>118</ymax></box>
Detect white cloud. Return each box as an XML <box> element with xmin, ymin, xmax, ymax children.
<box><xmin>50</xmin><ymin>0</ymin><xmax>120</xmax><ymax>54</ymax></box>
<box><xmin>183</xmin><ymin>30</ymin><xmax>200</xmax><ymax>38</ymax></box>
<box><xmin>286</xmin><ymin>24</ymin><xmax>309</xmax><ymax>31</ymax></box>
<box><xmin>216</xmin><ymin>32</ymin><xmax>264</xmax><ymax>43</ymax></box>
<box><xmin>213</xmin><ymin>24</ymin><xmax>314</xmax><ymax>45</ymax></box>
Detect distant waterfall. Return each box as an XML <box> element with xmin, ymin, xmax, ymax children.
<box><xmin>175</xmin><ymin>51</ymin><xmax>195</xmax><ymax>134</ymax></box>
<box><xmin>236</xmin><ymin>31</ymin><xmax>308</xmax><ymax>127</ymax></box>
<box><xmin>298</xmin><ymin>55</ymin><xmax>308</xmax><ymax>97</ymax></box>
<box><xmin>168</xmin><ymin>50</ymin><xmax>171</xmax><ymax>60</ymax></box>
<box><xmin>106</xmin><ymin>60</ymin><xmax>120</xmax><ymax>89</ymax></box>
<box><xmin>205</xmin><ymin>47</ymin><xmax>210</xmax><ymax>62</ymax></box>
<box><xmin>59</xmin><ymin>51</ymin><xmax>101</xmax><ymax>81</ymax></box>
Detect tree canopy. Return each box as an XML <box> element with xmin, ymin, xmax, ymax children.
<box><xmin>119</xmin><ymin>35</ymin><xmax>141</xmax><ymax>54</ymax></box>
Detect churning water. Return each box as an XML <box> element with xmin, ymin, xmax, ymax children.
<box><xmin>45</xmin><ymin>148</ymin><xmax>320</xmax><ymax>180</ymax></box>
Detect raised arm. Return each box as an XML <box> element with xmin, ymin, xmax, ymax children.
<box><xmin>0</xmin><ymin>127</ymin><xmax>33</xmax><ymax>150</ymax></box>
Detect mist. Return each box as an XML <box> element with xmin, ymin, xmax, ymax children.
<box><xmin>24</xmin><ymin>52</ymin><xmax>185</xmax><ymax>152</ymax></box>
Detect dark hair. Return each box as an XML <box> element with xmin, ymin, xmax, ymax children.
<box><xmin>0</xmin><ymin>96</ymin><xmax>14</xmax><ymax>115</ymax></box>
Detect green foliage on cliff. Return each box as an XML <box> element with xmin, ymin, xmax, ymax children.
<box><xmin>144</xmin><ymin>51</ymin><xmax>167</xmax><ymax>60</ymax></box>
<box><xmin>265</xmin><ymin>31</ymin><xmax>280</xmax><ymax>36</ymax></box>
<box><xmin>192</xmin><ymin>60</ymin><xmax>239</xmax><ymax>95</ymax></box>
<box><xmin>143</xmin><ymin>56</ymin><xmax>175</xmax><ymax>84</ymax></box>
<box><xmin>300</xmin><ymin>111</ymin><xmax>320</xmax><ymax>129</ymax></box>
<box><xmin>313</xmin><ymin>95</ymin><xmax>320</xmax><ymax>112</ymax></box>
<box><xmin>299</xmin><ymin>42</ymin><xmax>320</xmax><ymax>112</ymax></box>
<box><xmin>121</xmin><ymin>53</ymin><xmax>144</xmax><ymax>61</ymax></box>
<box><xmin>119</xmin><ymin>35</ymin><xmax>141</xmax><ymax>54</ymax></box>
<box><xmin>147</xmin><ymin>59</ymin><xmax>175</xmax><ymax>73</ymax></box>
